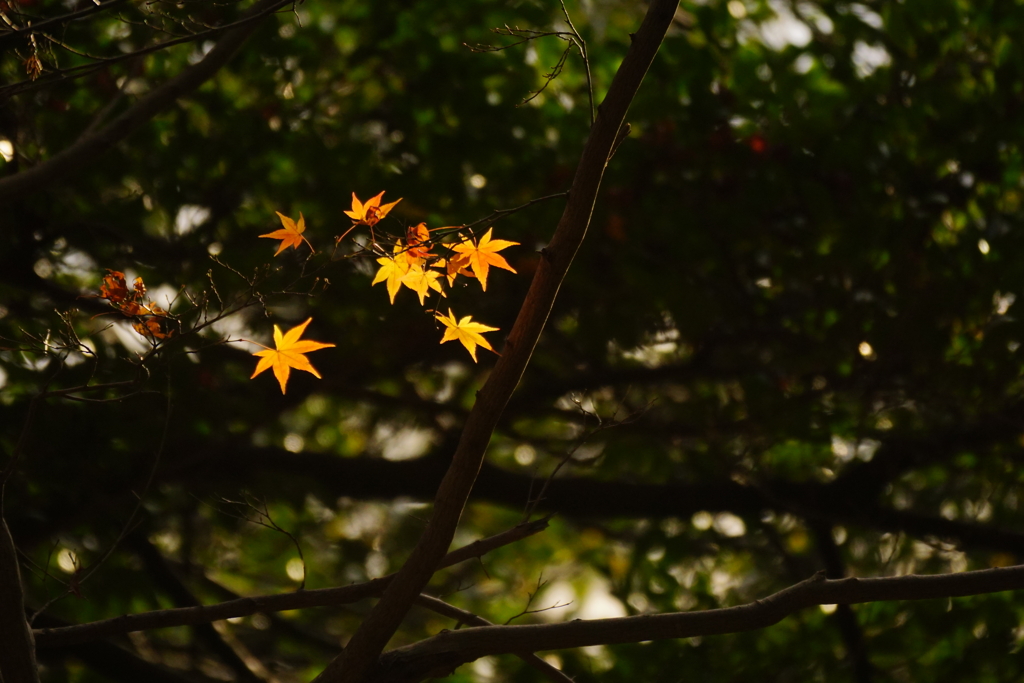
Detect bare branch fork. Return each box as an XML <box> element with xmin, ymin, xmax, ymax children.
<box><xmin>314</xmin><ymin>2</ymin><xmax>681</xmax><ymax>681</ymax></box>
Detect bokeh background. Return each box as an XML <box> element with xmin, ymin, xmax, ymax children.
<box><xmin>5</xmin><ymin>0</ymin><xmax>1024</xmax><ymax>681</ymax></box>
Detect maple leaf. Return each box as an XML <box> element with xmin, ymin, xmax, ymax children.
<box><xmin>405</xmin><ymin>222</ymin><xmax>434</xmax><ymax>259</ymax></box>
<box><xmin>372</xmin><ymin>244</ymin><xmax>414</xmax><ymax>304</ymax></box>
<box><xmin>435</xmin><ymin>308</ymin><xmax>499</xmax><ymax>362</ymax></box>
<box><xmin>402</xmin><ymin>265</ymin><xmax>446</xmax><ymax>305</ymax></box>
<box><xmin>451</xmin><ymin>228</ymin><xmax>519</xmax><ymax>291</ymax></box>
<box><xmin>260</xmin><ymin>212</ymin><xmax>311</xmax><ymax>256</ymax></box>
<box><xmin>133</xmin><ymin>316</ymin><xmax>174</xmax><ymax>340</ymax></box>
<box><xmin>437</xmin><ymin>253</ymin><xmax>475</xmax><ymax>287</ymax></box>
<box><xmin>100</xmin><ymin>270</ymin><xmax>130</xmax><ymax>304</ymax></box>
<box><xmin>344</xmin><ymin>191</ymin><xmax>402</xmax><ymax>227</ymax></box>
<box><xmin>251</xmin><ymin>318</ymin><xmax>335</xmax><ymax>394</ymax></box>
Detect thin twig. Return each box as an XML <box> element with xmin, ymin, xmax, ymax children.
<box><xmin>559</xmin><ymin>0</ymin><xmax>594</xmax><ymax>124</ymax></box>
<box><xmin>0</xmin><ymin>0</ymin><xmax>130</xmax><ymax>45</ymax></box>
<box><xmin>207</xmin><ymin>492</ymin><xmax>307</xmax><ymax>590</ymax></box>
<box><xmin>0</xmin><ymin>0</ymin><xmax>295</xmax><ymax>100</ymax></box>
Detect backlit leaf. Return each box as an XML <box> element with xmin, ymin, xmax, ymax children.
<box><xmin>251</xmin><ymin>318</ymin><xmax>335</xmax><ymax>394</ymax></box>
<box><xmin>451</xmin><ymin>228</ymin><xmax>518</xmax><ymax>291</ymax></box>
<box><xmin>435</xmin><ymin>308</ymin><xmax>499</xmax><ymax>362</ymax></box>
<box><xmin>260</xmin><ymin>212</ymin><xmax>311</xmax><ymax>256</ymax></box>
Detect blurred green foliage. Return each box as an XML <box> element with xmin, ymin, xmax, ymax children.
<box><xmin>5</xmin><ymin>0</ymin><xmax>1024</xmax><ymax>681</ymax></box>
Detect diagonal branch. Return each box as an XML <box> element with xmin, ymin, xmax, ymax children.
<box><xmin>313</xmin><ymin>2</ymin><xmax>681</xmax><ymax>681</ymax></box>
<box><xmin>378</xmin><ymin>564</ymin><xmax>1024</xmax><ymax>680</ymax></box>
<box><xmin>128</xmin><ymin>534</ymin><xmax>265</xmax><ymax>683</ymax></box>
<box><xmin>0</xmin><ymin>0</ymin><xmax>291</xmax><ymax>202</ymax></box>
<box><xmin>33</xmin><ymin>518</ymin><xmax>549</xmax><ymax>649</ymax></box>
<box><xmin>33</xmin><ymin>613</ymin><xmax>225</xmax><ymax>683</ymax></box>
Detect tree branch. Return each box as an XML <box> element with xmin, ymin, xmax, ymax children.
<box><xmin>33</xmin><ymin>518</ymin><xmax>549</xmax><ymax>649</ymax></box>
<box><xmin>0</xmin><ymin>0</ymin><xmax>130</xmax><ymax>47</ymax></box>
<box><xmin>128</xmin><ymin>534</ymin><xmax>265</xmax><ymax>683</ymax></box>
<box><xmin>378</xmin><ymin>564</ymin><xmax>1024</xmax><ymax>681</ymax></box>
<box><xmin>0</xmin><ymin>0</ymin><xmax>291</xmax><ymax>201</ymax></box>
<box><xmin>411</xmin><ymin>594</ymin><xmax>574</xmax><ymax>683</ymax></box>
<box><xmin>314</xmin><ymin>2</ymin><xmax>680</xmax><ymax>680</ymax></box>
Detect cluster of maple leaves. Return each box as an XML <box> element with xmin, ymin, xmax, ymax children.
<box><xmin>98</xmin><ymin>191</ymin><xmax>518</xmax><ymax>394</ymax></box>
<box><xmin>97</xmin><ymin>270</ymin><xmax>175</xmax><ymax>339</ymax></box>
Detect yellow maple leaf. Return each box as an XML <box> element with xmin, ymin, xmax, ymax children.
<box><xmin>402</xmin><ymin>265</ymin><xmax>446</xmax><ymax>305</ymax></box>
<box><xmin>435</xmin><ymin>308</ymin><xmax>499</xmax><ymax>362</ymax></box>
<box><xmin>372</xmin><ymin>244</ymin><xmax>413</xmax><ymax>304</ymax></box>
<box><xmin>251</xmin><ymin>318</ymin><xmax>335</xmax><ymax>394</ymax></box>
<box><xmin>451</xmin><ymin>228</ymin><xmax>518</xmax><ymax>291</ymax></box>
<box><xmin>344</xmin><ymin>191</ymin><xmax>402</xmax><ymax>227</ymax></box>
<box><xmin>261</xmin><ymin>212</ymin><xmax>311</xmax><ymax>256</ymax></box>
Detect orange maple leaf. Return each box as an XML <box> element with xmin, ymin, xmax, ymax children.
<box><xmin>451</xmin><ymin>228</ymin><xmax>519</xmax><ymax>291</ymax></box>
<box><xmin>406</xmin><ymin>222</ymin><xmax>432</xmax><ymax>259</ymax></box>
<box><xmin>132</xmin><ymin>315</ymin><xmax>174</xmax><ymax>340</ymax></box>
<box><xmin>435</xmin><ymin>308</ymin><xmax>499</xmax><ymax>362</ymax></box>
<box><xmin>100</xmin><ymin>270</ymin><xmax>130</xmax><ymax>304</ymax></box>
<box><xmin>344</xmin><ymin>191</ymin><xmax>402</xmax><ymax>227</ymax></box>
<box><xmin>437</xmin><ymin>253</ymin><xmax>475</xmax><ymax>287</ymax></box>
<box><xmin>261</xmin><ymin>212</ymin><xmax>311</xmax><ymax>256</ymax></box>
<box><xmin>251</xmin><ymin>318</ymin><xmax>335</xmax><ymax>394</ymax></box>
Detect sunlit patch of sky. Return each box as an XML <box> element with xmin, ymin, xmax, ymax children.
<box><xmin>994</xmin><ymin>291</ymin><xmax>1015</xmax><ymax>315</ymax></box>
<box><xmin>793</xmin><ymin>52</ymin><xmax>815</xmax><ymax>74</ymax></box>
<box><xmin>797</xmin><ymin>1</ymin><xmax>834</xmax><ymax>33</ymax></box>
<box><xmin>536</xmin><ymin>573</ymin><xmax>628</xmax><ymax>621</ymax></box>
<box><xmin>736</xmin><ymin>1</ymin><xmax>890</xmax><ymax>79</ymax></box>
<box><xmin>848</xmin><ymin>3</ymin><xmax>884</xmax><ymax>30</ymax></box>
<box><xmin>146</xmin><ymin>283</ymin><xmax>180</xmax><ymax>310</ymax></box>
<box><xmin>333</xmin><ymin>501</ymin><xmax>388</xmax><ymax>541</ymax></box>
<box><xmin>713</xmin><ymin>512</ymin><xmax>747</xmax><ymax>537</ymax></box>
<box><xmin>831</xmin><ymin>435</ymin><xmax>879</xmax><ymax>462</ymax></box>
<box><xmin>55</xmin><ymin>249</ymin><xmax>97</xmax><ymax>282</ymax></box>
<box><xmin>472</xmin><ymin>657</ymin><xmax>497</xmax><ymax>682</ymax></box>
<box><xmin>108</xmin><ymin>320</ymin><xmax>152</xmax><ymax>354</ymax></box>
<box><xmin>61</xmin><ymin>337</ymin><xmax>96</xmax><ymax>368</ymax></box>
<box><xmin>371</xmin><ymin>423</ymin><xmax>434</xmax><ymax>461</ymax></box>
<box><xmin>174</xmin><ymin>205</ymin><xmax>211</xmax><ymax>236</ymax></box>
<box><xmin>209</xmin><ymin>310</ymin><xmax>262</xmax><ymax>354</ymax></box>
<box><xmin>852</xmin><ymin>40</ymin><xmax>892</xmax><ymax>78</ymax></box>
<box><xmin>737</xmin><ymin>0</ymin><xmax>813</xmax><ymax>51</ymax></box>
